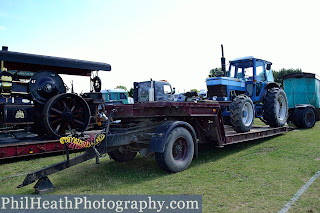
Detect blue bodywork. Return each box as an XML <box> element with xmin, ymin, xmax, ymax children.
<box><xmin>206</xmin><ymin>57</ymin><xmax>275</xmax><ymax>117</ymax></box>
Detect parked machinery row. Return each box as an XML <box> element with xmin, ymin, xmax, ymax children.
<box><xmin>0</xmin><ymin>46</ymin><xmax>110</xmax><ymax>138</ymax></box>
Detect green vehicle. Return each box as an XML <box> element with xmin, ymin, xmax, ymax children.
<box><xmin>101</xmin><ymin>89</ymin><xmax>129</xmax><ymax>104</ymax></box>
<box><xmin>283</xmin><ymin>72</ymin><xmax>320</xmax><ymax>128</ymax></box>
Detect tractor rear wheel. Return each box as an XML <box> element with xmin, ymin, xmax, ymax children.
<box><xmin>230</xmin><ymin>95</ymin><xmax>254</xmax><ymax>133</ymax></box>
<box><xmin>263</xmin><ymin>88</ymin><xmax>288</xmax><ymax>127</ymax></box>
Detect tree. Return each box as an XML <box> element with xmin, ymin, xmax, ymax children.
<box><xmin>116</xmin><ymin>85</ymin><xmax>127</xmax><ymax>91</ymax></box>
<box><xmin>209</xmin><ymin>67</ymin><xmax>223</xmax><ymax>77</ymax></box>
<box><xmin>272</xmin><ymin>68</ymin><xmax>302</xmax><ymax>86</ymax></box>
<box><xmin>190</xmin><ymin>89</ymin><xmax>199</xmax><ymax>93</ymax></box>
<box><xmin>128</xmin><ymin>88</ymin><xmax>134</xmax><ymax>98</ymax></box>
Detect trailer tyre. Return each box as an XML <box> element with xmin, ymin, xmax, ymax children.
<box><xmin>263</xmin><ymin>88</ymin><xmax>288</xmax><ymax>127</ymax></box>
<box><xmin>230</xmin><ymin>95</ymin><xmax>254</xmax><ymax>133</ymax></box>
<box><xmin>292</xmin><ymin>107</ymin><xmax>316</xmax><ymax>128</ymax></box>
<box><xmin>155</xmin><ymin>127</ymin><xmax>194</xmax><ymax>173</ymax></box>
<box><xmin>108</xmin><ymin>149</ymin><xmax>137</xmax><ymax>162</ymax></box>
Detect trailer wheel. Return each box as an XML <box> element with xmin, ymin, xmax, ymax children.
<box><xmin>292</xmin><ymin>108</ymin><xmax>316</xmax><ymax>128</ymax></box>
<box><xmin>230</xmin><ymin>95</ymin><xmax>254</xmax><ymax>133</ymax></box>
<box><xmin>263</xmin><ymin>88</ymin><xmax>288</xmax><ymax>127</ymax></box>
<box><xmin>155</xmin><ymin>127</ymin><xmax>194</xmax><ymax>173</ymax></box>
<box><xmin>108</xmin><ymin>149</ymin><xmax>137</xmax><ymax>162</ymax></box>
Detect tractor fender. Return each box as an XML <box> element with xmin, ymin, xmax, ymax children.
<box><xmin>266</xmin><ymin>82</ymin><xmax>281</xmax><ymax>89</ymax></box>
<box><xmin>294</xmin><ymin>104</ymin><xmax>315</xmax><ymax>109</ymax></box>
<box><xmin>260</xmin><ymin>82</ymin><xmax>280</xmax><ymax>101</ymax></box>
<box><xmin>149</xmin><ymin>121</ymin><xmax>198</xmax><ymax>158</ymax></box>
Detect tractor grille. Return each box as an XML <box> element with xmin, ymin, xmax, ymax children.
<box><xmin>207</xmin><ymin>85</ymin><xmax>227</xmax><ymax>97</ymax></box>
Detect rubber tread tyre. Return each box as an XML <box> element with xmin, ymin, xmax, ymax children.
<box><xmin>292</xmin><ymin>108</ymin><xmax>316</xmax><ymax>129</ymax></box>
<box><xmin>263</xmin><ymin>88</ymin><xmax>288</xmax><ymax>127</ymax></box>
<box><xmin>230</xmin><ymin>95</ymin><xmax>254</xmax><ymax>133</ymax></box>
<box><xmin>155</xmin><ymin>127</ymin><xmax>194</xmax><ymax>173</ymax></box>
<box><xmin>223</xmin><ymin>116</ymin><xmax>231</xmax><ymax>126</ymax></box>
<box><xmin>108</xmin><ymin>149</ymin><xmax>137</xmax><ymax>162</ymax></box>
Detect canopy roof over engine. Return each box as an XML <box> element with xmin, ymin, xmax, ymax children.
<box><xmin>0</xmin><ymin>46</ymin><xmax>111</xmax><ymax>76</ymax></box>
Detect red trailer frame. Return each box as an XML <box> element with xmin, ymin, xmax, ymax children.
<box><xmin>18</xmin><ymin>101</ymin><xmax>291</xmax><ymax>193</ymax></box>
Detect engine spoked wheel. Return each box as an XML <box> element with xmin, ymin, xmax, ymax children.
<box><xmin>43</xmin><ymin>93</ymin><xmax>91</xmax><ymax>137</ymax></box>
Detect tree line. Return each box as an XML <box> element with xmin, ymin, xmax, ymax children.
<box><xmin>209</xmin><ymin>67</ymin><xmax>302</xmax><ymax>86</ymax></box>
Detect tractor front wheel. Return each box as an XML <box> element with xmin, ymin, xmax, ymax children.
<box><xmin>230</xmin><ymin>95</ymin><xmax>255</xmax><ymax>133</ymax></box>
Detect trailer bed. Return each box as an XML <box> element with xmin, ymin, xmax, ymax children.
<box><xmin>0</xmin><ymin>137</ymin><xmax>62</xmax><ymax>159</ymax></box>
<box><xmin>223</xmin><ymin>125</ymin><xmax>290</xmax><ymax>147</ymax></box>
<box><xmin>0</xmin><ymin>130</ymin><xmax>100</xmax><ymax>159</ymax></box>
<box><xmin>105</xmin><ymin>102</ymin><xmax>290</xmax><ymax>147</ymax></box>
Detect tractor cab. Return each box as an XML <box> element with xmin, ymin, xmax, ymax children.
<box><xmin>207</xmin><ymin>56</ymin><xmax>274</xmax><ymax>103</ymax></box>
<box><xmin>228</xmin><ymin>57</ymin><xmax>274</xmax><ymax>102</ymax></box>
<box><xmin>228</xmin><ymin>57</ymin><xmax>273</xmax><ymax>82</ymax></box>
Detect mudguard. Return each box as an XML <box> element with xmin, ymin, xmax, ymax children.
<box><xmin>259</xmin><ymin>82</ymin><xmax>280</xmax><ymax>102</ymax></box>
<box><xmin>149</xmin><ymin>121</ymin><xmax>198</xmax><ymax>158</ymax></box>
<box><xmin>294</xmin><ymin>104</ymin><xmax>315</xmax><ymax>109</ymax></box>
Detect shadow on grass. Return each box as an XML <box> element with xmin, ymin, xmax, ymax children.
<box><xmin>190</xmin><ymin>136</ymin><xmax>275</xmax><ymax>166</ymax></box>
<box><xmin>31</xmin><ymin>135</ymin><xmax>282</xmax><ymax>194</ymax></box>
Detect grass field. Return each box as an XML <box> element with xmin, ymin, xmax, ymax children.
<box><xmin>1</xmin><ymin>121</ymin><xmax>319</xmax><ymax>212</ymax></box>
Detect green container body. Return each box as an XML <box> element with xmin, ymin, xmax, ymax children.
<box><xmin>283</xmin><ymin>73</ymin><xmax>320</xmax><ymax>109</ymax></box>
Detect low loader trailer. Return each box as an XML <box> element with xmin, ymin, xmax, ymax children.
<box><xmin>18</xmin><ymin>101</ymin><xmax>291</xmax><ymax>193</ymax></box>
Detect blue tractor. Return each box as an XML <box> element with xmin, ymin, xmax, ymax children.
<box><xmin>206</xmin><ymin>45</ymin><xmax>288</xmax><ymax>132</ymax></box>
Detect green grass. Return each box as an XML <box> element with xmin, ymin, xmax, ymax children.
<box><xmin>1</xmin><ymin>122</ymin><xmax>320</xmax><ymax>212</ymax></box>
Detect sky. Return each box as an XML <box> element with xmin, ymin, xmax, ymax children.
<box><xmin>1</xmin><ymin>0</ymin><xmax>320</xmax><ymax>94</ymax></box>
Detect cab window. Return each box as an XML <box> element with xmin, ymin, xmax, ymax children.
<box><xmin>119</xmin><ymin>93</ymin><xmax>127</xmax><ymax>100</ymax></box>
<box><xmin>266</xmin><ymin>64</ymin><xmax>274</xmax><ymax>82</ymax></box>
<box><xmin>164</xmin><ymin>84</ymin><xmax>172</xmax><ymax>94</ymax></box>
<box><xmin>244</xmin><ymin>67</ymin><xmax>253</xmax><ymax>81</ymax></box>
<box><xmin>108</xmin><ymin>93</ymin><xmax>113</xmax><ymax>100</ymax></box>
<box><xmin>229</xmin><ymin>65</ymin><xmax>236</xmax><ymax>78</ymax></box>
<box><xmin>255</xmin><ymin>62</ymin><xmax>266</xmax><ymax>82</ymax></box>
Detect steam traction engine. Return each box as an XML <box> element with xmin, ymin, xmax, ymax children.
<box><xmin>0</xmin><ymin>46</ymin><xmax>111</xmax><ymax>158</ymax></box>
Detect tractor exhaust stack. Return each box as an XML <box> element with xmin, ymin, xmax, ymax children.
<box><xmin>221</xmin><ymin>44</ymin><xmax>226</xmax><ymax>76</ymax></box>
